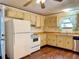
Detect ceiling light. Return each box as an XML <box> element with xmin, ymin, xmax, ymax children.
<box><xmin>41</xmin><ymin>0</ymin><xmax>46</xmax><ymax>3</ymax></box>
<box><xmin>62</xmin><ymin>8</ymin><xmax>72</xmax><ymax>12</ymax></box>
<box><xmin>36</xmin><ymin>0</ymin><xmax>41</xmax><ymax>4</ymax></box>
<box><xmin>36</xmin><ymin>0</ymin><xmax>46</xmax><ymax>4</ymax></box>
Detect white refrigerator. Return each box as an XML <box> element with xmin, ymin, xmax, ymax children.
<box><xmin>5</xmin><ymin>19</ymin><xmax>32</xmax><ymax>59</ymax></box>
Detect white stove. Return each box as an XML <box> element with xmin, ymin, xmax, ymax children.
<box><xmin>31</xmin><ymin>34</ymin><xmax>40</xmax><ymax>53</ymax></box>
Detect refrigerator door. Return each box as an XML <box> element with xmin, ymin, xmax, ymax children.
<box><xmin>14</xmin><ymin>33</ymin><xmax>32</xmax><ymax>59</ymax></box>
<box><xmin>13</xmin><ymin>19</ymin><xmax>31</xmax><ymax>33</ymax></box>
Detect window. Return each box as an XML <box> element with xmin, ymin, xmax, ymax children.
<box><xmin>58</xmin><ymin>15</ymin><xmax>76</xmax><ymax>31</ymax></box>
<box><xmin>60</xmin><ymin>19</ymin><xmax>73</xmax><ymax>28</ymax></box>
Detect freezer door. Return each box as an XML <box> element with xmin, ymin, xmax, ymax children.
<box><xmin>14</xmin><ymin>34</ymin><xmax>32</xmax><ymax>59</ymax></box>
<box><xmin>13</xmin><ymin>19</ymin><xmax>31</xmax><ymax>33</ymax></box>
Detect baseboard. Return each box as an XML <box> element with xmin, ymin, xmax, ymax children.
<box><xmin>41</xmin><ymin>45</ymin><xmax>48</xmax><ymax>48</ymax></box>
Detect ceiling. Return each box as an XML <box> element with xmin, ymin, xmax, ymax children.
<box><xmin>0</xmin><ymin>0</ymin><xmax>79</xmax><ymax>15</ymax></box>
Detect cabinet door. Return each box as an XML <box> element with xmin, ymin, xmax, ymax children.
<box><xmin>56</xmin><ymin>35</ymin><xmax>65</xmax><ymax>48</ymax></box>
<box><xmin>45</xmin><ymin>16</ymin><xmax>57</xmax><ymax>27</ymax></box>
<box><xmin>15</xmin><ymin>11</ymin><xmax>23</xmax><ymax>19</ymax></box>
<box><xmin>30</xmin><ymin>13</ymin><xmax>36</xmax><ymax>26</ymax></box>
<box><xmin>36</xmin><ymin>15</ymin><xmax>41</xmax><ymax>27</ymax></box>
<box><xmin>47</xmin><ymin>34</ymin><xmax>57</xmax><ymax>46</ymax></box>
<box><xmin>65</xmin><ymin>36</ymin><xmax>73</xmax><ymax>50</ymax></box>
<box><xmin>6</xmin><ymin>9</ymin><xmax>16</xmax><ymax>18</ymax></box>
<box><xmin>24</xmin><ymin>12</ymin><xmax>31</xmax><ymax>20</ymax></box>
<box><xmin>51</xmin><ymin>16</ymin><xmax>57</xmax><ymax>27</ymax></box>
<box><xmin>40</xmin><ymin>16</ymin><xmax>45</xmax><ymax>27</ymax></box>
<box><xmin>40</xmin><ymin>34</ymin><xmax>46</xmax><ymax>47</ymax></box>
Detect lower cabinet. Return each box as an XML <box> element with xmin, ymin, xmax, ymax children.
<box><xmin>39</xmin><ymin>34</ymin><xmax>47</xmax><ymax>47</ymax></box>
<box><xmin>56</xmin><ymin>35</ymin><xmax>73</xmax><ymax>50</ymax></box>
<box><xmin>64</xmin><ymin>36</ymin><xmax>74</xmax><ymax>50</ymax></box>
<box><xmin>47</xmin><ymin>34</ymin><xmax>57</xmax><ymax>46</ymax></box>
<box><xmin>41</xmin><ymin>33</ymin><xmax>74</xmax><ymax>50</ymax></box>
<box><xmin>56</xmin><ymin>35</ymin><xmax>65</xmax><ymax>48</ymax></box>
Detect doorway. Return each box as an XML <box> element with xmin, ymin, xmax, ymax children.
<box><xmin>0</xmin><ymin>5</ymin><xmax>5</xmax><ymax>59</ymax></box>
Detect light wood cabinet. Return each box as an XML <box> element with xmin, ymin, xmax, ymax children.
<box><xmin>6</xmin><ymin>8</ymin><xmax>16</xmax><ymax>18</ymax></box>
<box><xmin>64</xmin><ymin>36</ymin><xmax>73</xmax><ymax>50</ymax></box>
<box><xmin>57</xmin><ymin>35</ymin><xmax>65</xmax><ymax>48</ymax></box>
<box><xmin>24</xmin><ymin>12</ymin><xmax>31</xmax><ymax>20</ymax></box>
<box><xmin>40</xmin><ymin>16</ymin><xmax>45</xmax><ymax>27</ymax></box>
<box><xmin>39</xmin><ymin>34</ymin><xmax>46</xmax><ymax>47</ymax></box>
<box><xmin>56</xmin><ymin>35</ymin><xmax>73</xmax><ymax>50</ymax></box>
<box><xmin>36</xmin><ymin>15</ymin><xmax>41</xmax><ymax>27</ymax></box>
<box><xmin>30</xmin><ymin>13</ymin><xmax>36</xmax><ymax>26</ymax></box>
<box><xmin>15</xmin><ymin>10</ymin><xmax>24</xmax><ymax>19</ymax></box>
<box><xmin>45</xmin><ymin>16</ymin><xmax>57</xmax><ymax>27</ymax></box>
<box><xmin>47</xmin><ymin>34</ymin><xmax>57</xmax><ymax>46</ymax></box>
<box><xmin>6</xmin><ymin>8</ymin><xmax>24</xmax><ymax>19</ymax></box>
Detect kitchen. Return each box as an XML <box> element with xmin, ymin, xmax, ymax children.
<box><xmin>0</xmin><ymin>0</ymin><xmax>79</xmax><ymax>59</ymax></box>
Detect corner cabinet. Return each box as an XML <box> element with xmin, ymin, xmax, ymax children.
<box><xmin>45</xmin><ymin>16</ymin><xmax>57</xmax><ymax>27</ymax></box>
<box><xmin>45</xmin><ymin>16</ymin><xmax>57</xmax><ymax>32</ymax></box>
<box><xmin>39</xmin><ymin>33</ymin><xmax>47</xmax><ymax>47</ymax></box>
<box><xmin>47</xmin><ymin>33</ymin><xmax>57</xmax><ymax>46</ymax></box>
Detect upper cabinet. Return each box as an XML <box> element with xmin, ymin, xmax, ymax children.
<box><xmin>6</xmin><ymin>8</ymin><xmax>24</xmax><ymax>19</ymax></box>
<box><xmin>15</xmin><ymin>10</ymin><xmax>24</xmax><ymax>19</ymax></box>
<box><xmin>45</xmin><ymin>16</ymin><xmax>57</xmax><ymax>27</ymax></box>
<box><xmin>30</xmin><ymin>13</ymin><xmax>36</xmax><ymax>26</ymax></box>
<box><xmin>40</xmin><ymin>16</ymin><xmax>45</xmax><ymax>27</ymax></box>
<box><xmin>6</xmin><ymin>8</ymin><xmax>16</xmax><ymax>18</ymax></box>
<box><xmin>5</xmin><ymin>7</ymin><xmax>45</xmax><ymax>28</ymax></box>
<box><xmin>35</xmin><ymin>15</ymin><xmax>45</xmax><ymax>28</ymax></box>
<box><xmin>24</xmin><ymin>12</ymin><xmax>31</xmax><ymax>20</ymax></box>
